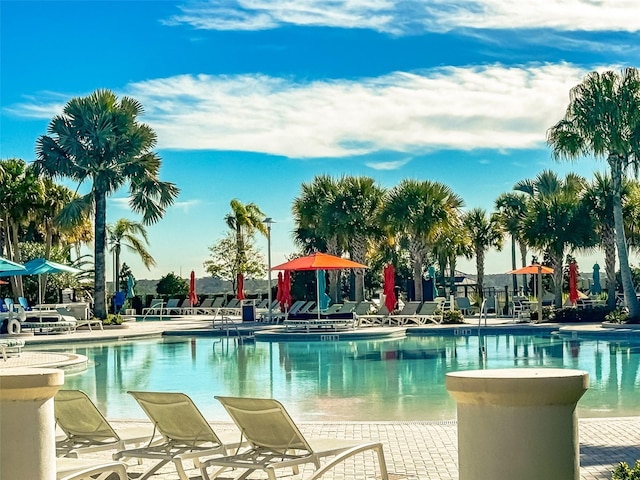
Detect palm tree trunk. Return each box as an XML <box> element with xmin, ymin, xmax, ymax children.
<box><xmin>350</xmin><ymin>234</ymin><xmax>366</xmax><ymax>302</ymax></box>
<box><xmin>610</xmin><ymin>155</ymin><xmax>640</xmax><ymax>320</ymax></box>
<box><xmin>94</xmin><ymin>189</ymin><xmax>108</xmax><ymax>319</ymax></box>
<box><xmin>550</xmin><ymin>250</ymin><xmax>563</xmax><ymax>308</ymax></box>
<box><xmin>476</xmin><ymin>249</ymin><xmax>485</xmax><ymax>299</ymax></box>
<box><xmin>326</xmin><ymin>237</ymin><xmax>340</xmax><ymax>304</ymax></box>
<box><xmin>602</xmin><ymin>225</ymin><xmax>617</xmax><ymax>309</ymax></box>
<box><xmin>511</xmin><ymin>236</ymin><xmax>517</xmax><ymax>294</ymax></box>
<box><xmin>519</xmin><ymin>242</ymin><xmax>528</xmax><ymax>295</ymax></box>
<box><xmin>9</xmin><ymin>221</ymin><xmax>24</xmax><ymax>298</ymax></box>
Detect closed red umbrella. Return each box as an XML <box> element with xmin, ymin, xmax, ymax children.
<box><xmin>569</xmin><ymin>262</ymin><xmax>579</xmax><ymax>305</ymax></box>
<box><xmin>383</xmin><ymin>264</ymin><xmax>397</xmax><ymax>313</ymax></box>
<box><xmin>276</xmin><ymin>272</ymin><xmax>284</xmax><ymax>304</ymax></box>
<box><xmin>280</xmin><ymin>270</ymin><xmax>292</xmax><ymax>311</ymax></box>
<box><xmin>188</xmin><ymin>271</ymin><xmax>198</xmax><ymax>307</ymax></box>
<box><xmin>237</xmin><ymin>273</ymin><xmax>245</xmax><ymax>300</ymax></box>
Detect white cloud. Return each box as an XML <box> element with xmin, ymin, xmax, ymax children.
<box><xmin>365</xmin><ymin>158</ymin><xmax>412</xmax><ymax>170</ymax></box>
<box><xmin>124</xmin><ymin>63</ymin><xmax>589</xmax><ymax>158</ymax></box>
<box><xmin>167</xmin><ymin>0</ymin><xmax>640</xmax><ymax>34</ymax></box>
<box><xmin>7</xmin><ymin>63</ymin><xmax>599</xmax><ymax>159</ymax></box>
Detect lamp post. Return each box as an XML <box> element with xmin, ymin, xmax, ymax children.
<box><xmin>263</xmin><ymin>217</ymin><xmax>275</xmax><ymax>321</ymax></box>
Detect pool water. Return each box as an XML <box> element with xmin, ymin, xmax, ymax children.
<box><xmin>53</xmin><ymin>333</ymin><xmax>640</xmax><ymax>421</ymax></box>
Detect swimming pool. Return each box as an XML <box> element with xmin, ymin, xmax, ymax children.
<box><xmin>52</xmin><ymin>333</ymin><xmax>640</xmax><ymax>421</ymax></box>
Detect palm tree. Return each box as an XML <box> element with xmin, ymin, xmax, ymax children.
<box><xmin>334</xmin><ymin>176</ymin><xmax>385</xmax><ymax>302</ymax></box>
<box><xmin>224</xmin><ymin>199</ymin><xmax>267</xmax><ymax>296</ymax></box>
<box><xmin>518</xmin><ymin>171</ymin><xmax>597</xmax><ymax>307</ymax></box>
<box><xmin>107</xmin><ymin>218</ymin><xmax>156</xmax><ymax>292</ymax></box>
<box><xmin>547</xmin><ymin>68</ymin><xmax>640</xmax><ymax>320</ymax></box>
<box><xmin>0</xmin><ymin>158</ymin><xmax>44</xmax><ymax>297</ymax></box>
<box><xmin>34</xmin><ymin>89</ymin><xmax>180</xmax><ymax>318</ymax></box>
<box><xmin>495</xmin><ymin>192</ymin><xmax>529</xmax><ymax>294</ymax></box>
<box><xmin>433</xmin><ymin>220</ymin><xmax>471</xmax><ymax>297</ymax></box>
<box><xmin>462</xmin><ymin>208</ymin><xmax>503</xmax><ymax>299</ymax></box>
<box><xmin>380</xmin><ymin>180</ymin><xmax>464</xmax><ymax>302</ymax></box>
<box><xmin>583</xmin><ymin>173</ymin><xmax>632</xmax><ymax>308</ymax></box>
<box><xmin>292</xmin><ymin>175</ymin><xmax>345</xmax><ymax>302</ymax></box>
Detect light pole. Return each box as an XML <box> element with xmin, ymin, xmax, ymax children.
<box><xmin>263</xmin><ymin>217</ymin><xmax>274</xmax><ymax>321</ymax></box>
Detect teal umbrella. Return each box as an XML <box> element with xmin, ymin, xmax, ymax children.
<box><xmin>126</xmin><ymin>274</ymin><xmax>136</xmax><ymax>299</ymax></box>
<box><xmin>592</xmin><ymin>263</ymin><xmax>602</xmax><ymax>295</ymax></box>
<box><xmin>317</xmin><ymin>270</ymin><xmax>331</xmax><ymax>315</ymax></box>
<box><xmin>0</xmin><ymin>256</ymin><xmax>27</xmax><ymax>275</ymax></box>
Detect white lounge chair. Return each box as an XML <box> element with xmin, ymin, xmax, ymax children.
<box><xmin>115</xmin><ymin>391</ymin><xmax>246</xmax><ymax>480</ymax></box>
<box><xmin>55</xmin><ymin>389</ymin><xmax>156</xmax><ymax>458</ymax></box>
<box><xmin>200</xmin><ymin>396</ymin><xmax>389</xmax><ymax>480</ymax></box>
<box><xmin>57</xmin><ymin>458</ymin><xmax>128</xmax><ymax>480</ymax></box>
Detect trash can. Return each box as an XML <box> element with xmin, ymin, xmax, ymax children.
<box><xmin>241</xmin><ymin>300</ymin><xmax>256</xmax><ymax>322</ymax></box>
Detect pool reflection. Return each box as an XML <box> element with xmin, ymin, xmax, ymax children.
<box><xmin>53</xmin><ymin>334</ymin><xmax>640</xmax><ymax>421</ymax></box>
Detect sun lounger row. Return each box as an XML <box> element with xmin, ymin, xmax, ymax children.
<box><xmin>55</xmin><ymin>389</ymin><xmax>389</xmax><ymax>480</ymax></box>
<box><xmin>141</xmin><ymin>296</ymin><xmax>249</xmax><ymax>317</ymax></box>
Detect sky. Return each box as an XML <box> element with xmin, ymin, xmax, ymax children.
<box><xmin>2</xmin><ymin>0</ymin><xmax>640</xmax><ymax>284</ymax></box>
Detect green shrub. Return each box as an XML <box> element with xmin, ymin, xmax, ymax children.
<box><xmin>529</xmin><ymin>307</ymin><xmax>553</xmax><ymax>323</ymax></box>
<box><xmin>440</xmin><ymin>309</ymin><xmax>465</xmax><ymax>324</ymax></box>
<box><xmin>605</xmin><ymin>308</ymin><xmax>630</xmax><ymax>324</ymax></box>
<box><xmin>611</xmin><ymin>460</ymin><xmax>640</xmax><ymax>479</ymax></box>
<box><xmin>103</xmin><ymin>314</ymin><xmax>125</xmax><ymax>326</ymax></box>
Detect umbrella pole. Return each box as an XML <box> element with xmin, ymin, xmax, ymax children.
<box><xmin>317</xmin><ymin>270</ymin><xmax>321</xmax><ymax>321</ymax></box>
<box><xmin>537</xmin><ymin>266</ymin><xmax>542</xmax><ymax>315</ymax></box>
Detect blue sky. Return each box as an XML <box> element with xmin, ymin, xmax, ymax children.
<box><xmin>2</xmin><ymin>0</ymin><xmax>640</xmax><ymax>282</ymax></box>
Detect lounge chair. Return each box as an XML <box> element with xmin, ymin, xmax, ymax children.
<box><xmin>193</xmin><ymin>297</ymin><xmax>216</xmax><ymax>315</ymax></box>
<box><xmin>56</xmin><ymin>458</ymin><xmax>128</xmax><ymax>480</ymax></box>
<box><xmin>455</xmin><ymin>297</ymin><xmax>479</xmax><ymax>315</ymax></box>
<box><xmin>0</xmin><ymin>338</ymin><xmax>25</xmax><ymax>360</ymax></box>
<box><xmin>11</xmin><ymin>302</ymin><xmax>77</xmax><ymax>334</ymax></box>
<box><xmin>142</xmin><ymin>298</ymin><xmax>164</xmax><ymax>317</ymax></box>
<box><xmin>200</xmin><ymin>396</ymin><xmax>389</xmax><ymax>480</ymax></box>
<box><xmin>413</xmin><ymin>301</ymin><xmax>443</xmax><ymax>325</ymax></box>
<box><xmin>220</xmin><ymin>298</ymin><xmax>241</xmax><ymax>315</ymax></box>
<box><xmin>357</xmin><ymin>303</ymin><xmax>390</xmax><ymax>326</ymax></box>
<box><xmin>55</xmin><ymin>389</ymin><xmax>156</xmax><ymax>458</ymax></box>
<box><xmin>56</xmin><ymin>307</ymin><xmax>103</xmax><ymax>331</ymax></box>
<box><xmin>385</xmin><ymin>301</ymin><xmax>421</xmax><ymax>326</ymax></box>
<box><xmin>114</xmin><ymin>391</ymin><xmax>246</xmax><ymax>480</ymax></box>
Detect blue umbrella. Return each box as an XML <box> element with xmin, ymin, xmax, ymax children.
<box><xmin>317</xmin><ymin>269</ymin><xmax>331</xmax><ymax>315</ymax></box>
<box><xmin>592</xmin><ymin>263</ymin><xmax>602</xmax><ymax>295</ymax></box>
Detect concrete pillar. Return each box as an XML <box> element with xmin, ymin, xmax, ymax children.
<box><xmin>446</xmin><ymin>368</ymin><xmax>588</xmax><ymax>480</ymax></box>
<box><xmin>0</xmin><ymin>367</ymin><xmax>64</xmax><ymax>480</ymax></box>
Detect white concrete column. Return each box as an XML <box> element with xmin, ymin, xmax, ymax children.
<box><xmin>446</xmin><ymin>368</ymin><xmax>588</xmax><ymax>480</ymax></box>
<box><xmin>0</xmin><ymin>367</ymin><xmax>64</xmax><ymax>480</ymax></box>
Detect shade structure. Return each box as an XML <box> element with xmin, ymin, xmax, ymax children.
<box><xmin>237</xmin><ymin>273</ymin><xmax>245</xmax><ymax>300</ymax></box>
<box><xmin>506</xmin><ymin>264</ymin><xmax>553</xmax><ymax>313</ymax></box>
<box><xmin>126</xmin><ymin>274</ymin><xmax>136</xmax><ymax>299</ymax></box>
<box><xmin>272</xmin><ymin>252</ymin><xmax>366</xmax><ymax>320</ymax></box>
<box><xmin>507</xmin><ymin>264</ymin><xmax>554</xmax><ymax>275</ymax></box>
<box><xmin>383</xmin><ymin>264</ymin><xmax>397</xmax><ymax>313</ymax></box>
<box><xmin>271</xmin><ymin>252</ymin><xmax>367</xmax><ymax>271</ymax></box>
<box><xmin>0</xmin><ymin>256</ymin><xmax>27</xmax><ymax>274</ymax></box>
<box><xmin>568</xmin><ymin>262</ymin><xmax>579</xmax><ymax>305</ymax></box>
<box><xmin>592</xmin><ymin>263</ymin><xmax>602</xmax><ymax>295</ymax></box>
<box><xmin>188</xmin><ymin>271</ymin><xmax>197</xmax><ymax>307</ymax></box>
